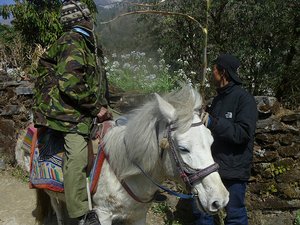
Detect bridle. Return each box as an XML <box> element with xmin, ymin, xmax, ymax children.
<box><xmin>119</xmin><ymin>117</ymin><xmax>219</xmax><ymax>203</ymax></box>
<box><xmin>167</xmin><ymin>121</ymin><xmax>219</xmax><ymax>192</ymax></box>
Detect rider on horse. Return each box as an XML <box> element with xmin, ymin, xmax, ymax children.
<box><xmin>33</xmin><ymin>1</ymin><xmax>110</xmax><ymax>224</ymax></box>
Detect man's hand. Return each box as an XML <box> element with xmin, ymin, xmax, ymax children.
<box><xmin>200</xmin><ymin>111</ymin><xmax>211</xmax><ymax>127</ymax></box>
<box><xmin>97</xmin><ymin>107</ymin><xmax>112</xmax><ymax>122</ymax></box>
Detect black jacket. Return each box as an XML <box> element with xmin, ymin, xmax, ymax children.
<box><xmin>208</xmin><ymin>82</ymin><xmax>257</xmax><ymax>181</ymax></box>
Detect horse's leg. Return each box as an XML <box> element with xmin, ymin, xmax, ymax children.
<box><xmin>132</xmin><ymin>213</ymin><xmax>147</xmax><ymax>225</ymax></box>
<box><xmin>94</xmin><ymin>208</ymin><xmax>112</xmax><ymax>225</ymax></box>
<box><xmin>50</xmin><ymin>196</ymin><xmax>65</xmax><ymax>225</ymax></box>
<box><xmin>34</xmin><ymin>189</ymin><xmax>54</xmax><ymax>225</ymax></box>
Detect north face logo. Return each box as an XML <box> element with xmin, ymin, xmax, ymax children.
<box><xmin>225</xmin><ymin>112</ymin><xmax>233</xmax><ymax>119</ymax></box>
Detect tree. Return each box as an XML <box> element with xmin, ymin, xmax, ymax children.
<box><xmin>133</xmin><ymin>0</ymin><xmax>299</xmax><ymax>107</ymax></box>
<box><xmin>0</xmin><ymin>0</ymin><xmax>98</xmax><ymax>48</ymax></box>
<box><xmin>210</xmin><ymin>0</ymin><xmax>299</xmax><ymax>107</ymax></box>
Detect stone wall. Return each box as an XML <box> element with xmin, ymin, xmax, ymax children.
<box><xmin>0</xmin><ymin>72</ymin><xmax>33</xmax><ymax>166</ymax></box>
<box><xmin>0</xmin><ymin>73</ymin><xmax>299</xmax><ymax>224</ymax></box>
<box><xmin>247</xmin><ymin>98</ymin><xmax>300</xmax><ymax>225</ymax></box>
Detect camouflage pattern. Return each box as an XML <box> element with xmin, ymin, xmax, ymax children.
<box><xmin>33</xmin><ymin>28</ymin><xmax>108</xmax><ymax>136</ymax></box>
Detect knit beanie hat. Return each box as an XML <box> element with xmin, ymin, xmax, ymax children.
<box><xmin>60</xmin><ymin>0</ymin><xmax>92</xmax><ymax>28</ymax></box>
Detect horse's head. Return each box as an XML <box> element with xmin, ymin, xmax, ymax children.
<box><xmin>104</xmin><ymin>85</ymin><xmax>228</xmax><ymax>213</ymax></box>
<box><xmin>156</xmin><ymin>86</ymin><xmax>229</xmax><ymax>214</ymax></box>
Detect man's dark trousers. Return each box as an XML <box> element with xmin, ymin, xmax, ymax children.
<box><xmin>192</xmin><ymin>180</ymin><xmax>248</xmax><ymax>225</ymax></box>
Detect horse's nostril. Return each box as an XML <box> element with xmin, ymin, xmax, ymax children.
<box><xmin>212</xmin><ymin>201</ymin><xmax>221</xmax><ymax>210</ymax></box>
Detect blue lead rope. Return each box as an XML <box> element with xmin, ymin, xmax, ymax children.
<box><xmin>133</xmin><ymin>162</ymin><xmax>195</xmax><ymax>200</ymax></box>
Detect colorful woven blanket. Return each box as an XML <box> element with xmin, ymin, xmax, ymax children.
<box><xmin>28</xmin><ymin>126</ymin><xmax>106</xmax><ymax>194</ymax></box>
<box><xmin>21</xmin><ymin>124</ymin><xmax>35</xmax><ymax>155</ymax></box>
<box><xmin>29</xmin><ymin>127</ymin><xmax>64</xmax><ymax>192</ymax></box>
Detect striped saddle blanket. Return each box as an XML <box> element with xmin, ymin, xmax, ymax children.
<box><xmin>28</xmin><ymin>125</ymin><xmax>107</xmax><ymax>194</ymax></box>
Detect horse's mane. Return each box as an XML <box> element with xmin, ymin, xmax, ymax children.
<box><xmin>103</xmin><ymin>85</ymin><xmax>202</xmax><ymax>179</ymax></box>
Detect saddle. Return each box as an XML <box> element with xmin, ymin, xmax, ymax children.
<box><xmin>28</xmin><ymin>120</ymin><xmax>115</xmax><ymax>193</ymax></box>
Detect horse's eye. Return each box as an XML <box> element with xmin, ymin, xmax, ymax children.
<box><xmin>178</xmin><ymin>146</ymin><xmax>190</xmax><ymax>153</ymax></box>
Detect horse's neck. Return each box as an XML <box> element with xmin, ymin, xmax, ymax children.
<box><xmin>101</xmin><ymin>117</ymin><xmax>166</xmax><ymax>201</ymax></box>
<box><xmin>94</xmin><ymin>160</ymin><xmax>163</xmax><ymax>213</ymax></box>
<box><xmin>122</xmin><ymin>173</ymin><xmax>162</xmax><ymax>201</ymax></box>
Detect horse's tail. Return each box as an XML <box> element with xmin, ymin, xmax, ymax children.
<box><xmin>34</xmin><ymin>189</ymin><xmax>53</xmax><ymax>225</ymax></box>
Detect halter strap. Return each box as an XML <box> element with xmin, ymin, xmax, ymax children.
<box><xmin>167</xmin><ymin>121</ymin><xmax>219</xmax><ymax>190</ymax></box>
<box><xmin>191</xmin><ymin>121</ymin><xmax>204</xmax><ymax>127</ymax></box>
<box><xmin>170</xmin><ymin>121</ymin><xmax>203</xmax><ymax>131</ymax></box>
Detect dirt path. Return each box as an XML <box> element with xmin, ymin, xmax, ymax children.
<box><xmin>0</xmin><ymin>168</ymin><xmax>168</xmax><ymax>225</ymax></box>
<box><xmin>0</xmin><ymin>167</ymin><xmax>191</xmax><ymax>225</ymax></box>
<box><xmin>0</xmin><ymin>170</ymin><xmax>36</xmax><ymax>225</ymax></box>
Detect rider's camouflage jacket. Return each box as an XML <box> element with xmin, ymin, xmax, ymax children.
<box><xmin>33</xmin><ymin>27</ymin><xmax>108</xmax><ymax>136</ymax></box>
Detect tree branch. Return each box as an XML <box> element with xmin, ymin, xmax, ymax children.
<box><xmin>100</xmin><ymin>10</ymin><xmax>205</xmax><ymax>33</ymax></box>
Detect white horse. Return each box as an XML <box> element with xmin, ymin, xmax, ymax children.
<box><xmin>35</xmin><ymin>86</ymin><xmax>229</xmax><ymax>225</ymax></box>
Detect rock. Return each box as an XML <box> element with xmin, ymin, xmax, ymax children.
<box><xmin>256</xmin><ymin>118</ymin><xmax>285</xmax><ymax>133</ymax></box>
<box><xmin>255</xmin><ymin>196</ymin><xmax>300</xmax><ymax>210</ymax></box>
<box><xmin>255</xmin><ymin>96</ymin><xmax>278</xmax><ymax>107</ymax></box>
<box><xmin>248</xmin><ymin>210</ymin><xmax>296</xmax><ymax>225</ymax></box>
<box><xmin>279</xmin><ymin>133</ymin><xmax>296</xmax><ymax>146</ymax></box>
<box><xmin>1</xmin><ymin>105</ymin><xmax>22</xmax><ymax>116</ymax></box>
<box><xmin>0</xmin><ymin>119</ymin><xmax>15</xmax><ymax>137</ymax></box>
<box><xmin>256</xmin><ymin>133</ymin><xmax>278</xmax><ymax>144</ymax></box>
<box><xmin>281</xmin><ymin>113</ymin><xmax>300</xmax><ymax>124</ymax></box>
<box><xmin>255</xmin><ymin>96</ymin><xmax>280</xmax><ymax>119</ymax></box>
<box><xmin>0</xmin><ymin>159</ymin><xmax>6</xmax><ymax>170</ymax></box>
<box><xmin>274</xmin><ymin>158</ymin><xmax>296</xmax><ymax>168</ymax></box>
<box><xmin>252</xmin><ymin>163</ymin><xmax>275</xmax><ymax>179</ymax></box>
<box><xmin>0</xmin><ymin>80</ymin><xmax>24</xmax><ymax>90</ymax></box>
<box><xmin>278</xmin><ymin>144</ymin><xmax>300</xmax><ymax>158</ymax></box>
<box><xmin>248</xmin><ymin>181</ymin><xmax>277</xmax><ymax>195</ymax></box>
<box><xmin>276</xmin><ymin>167</ymin><xmax>300</xmax><ymax>183</ymax></box>
<box><xmin>15</xmin><ymin>86</ymin><xmax>33</xmax><ymax>95</ymax></box>
<box><xmin>277</xmin><ymin>183</ymin><xmax>300</xmax><ymax>199</ymax></box>
<box><xmin>253</xmin><ymin>150</ymin><xmax>279</xmax><ymax>163</ymax></box>
<box><xmin>0</xmin><ymin>119</ymin><xmax>16</xmax><ymax>163</ymax></box>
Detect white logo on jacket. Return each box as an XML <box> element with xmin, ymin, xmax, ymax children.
<box><xmin>225</xmin><ymin>112</ymin><xmax>233</xmax><ymax>119</ymax></box>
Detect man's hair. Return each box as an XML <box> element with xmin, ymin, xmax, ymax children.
<box><xmin>216</xmin><ymin>64</ymin><xmax>231</xmax><ymax>81</ymax></box>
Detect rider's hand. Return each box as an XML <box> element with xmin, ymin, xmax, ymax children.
<box><xmin>97</xmin><ymin>107</ymin><xmax>112</xmax><ymax>122</ymax></box>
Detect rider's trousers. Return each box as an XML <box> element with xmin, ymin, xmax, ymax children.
<box><xmin>63</xmin><ymin>133</ymin><xmax>89</xmax><ymax>218</ymax></box>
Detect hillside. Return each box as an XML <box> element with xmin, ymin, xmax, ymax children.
<box><xmin>95</xmin><ymin>0</ymin><xmax>123</xmax><ymax>7</ymax></box>
<box><xmin>95</xmin><ymin>0</ymin><xmax>159</xmax><ymax>56</ymax></box>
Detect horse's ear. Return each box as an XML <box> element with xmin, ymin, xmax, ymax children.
<box><xmin>155</xmin><ymin>93</ymin><xmax>176</xmax><ymax>122</ymax></box>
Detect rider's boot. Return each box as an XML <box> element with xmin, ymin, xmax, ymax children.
<box><xmin>78</xmin><ymin>210</ymin><xmax>101</xmax><ymax>225</ymax></box>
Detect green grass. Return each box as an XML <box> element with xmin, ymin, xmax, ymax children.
<box><xmin>10</xmin><ymin>165</ymin><xmax>30</xmax><ymax>183</ymax></box>
<box><xmin>151</xmin><ymin>202</ymin><xmax>170</xmax><ymax>214</ymax></box>
<box><xmin>105</xmin><ymin>51</ymin><xmax>190</xmax><ymax>94</ymax></box>
<box><xmin>294</xmin><ymin>210</ymin><xmax>300</xmax><ymax>225</ymax></box>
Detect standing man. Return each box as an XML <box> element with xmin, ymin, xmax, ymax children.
<box><xmin>193</xmin><ymin>54</ymin><xmax>257</xmax><ymax>225</ymax></box>
<box><xmin>33</xmin><ymin>1</ymin><xmax>110</xmax><ymax>224</ymax></box>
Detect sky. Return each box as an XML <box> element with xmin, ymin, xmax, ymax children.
<box><xmin>0</xmin><ymin>0</ymin><xmax>15</xmax><ymax>5</ymax></box>
<box><xmin>0</xmin><ymin>0</ymin><xmax>14</xmax><ymax>25</ymax></box>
